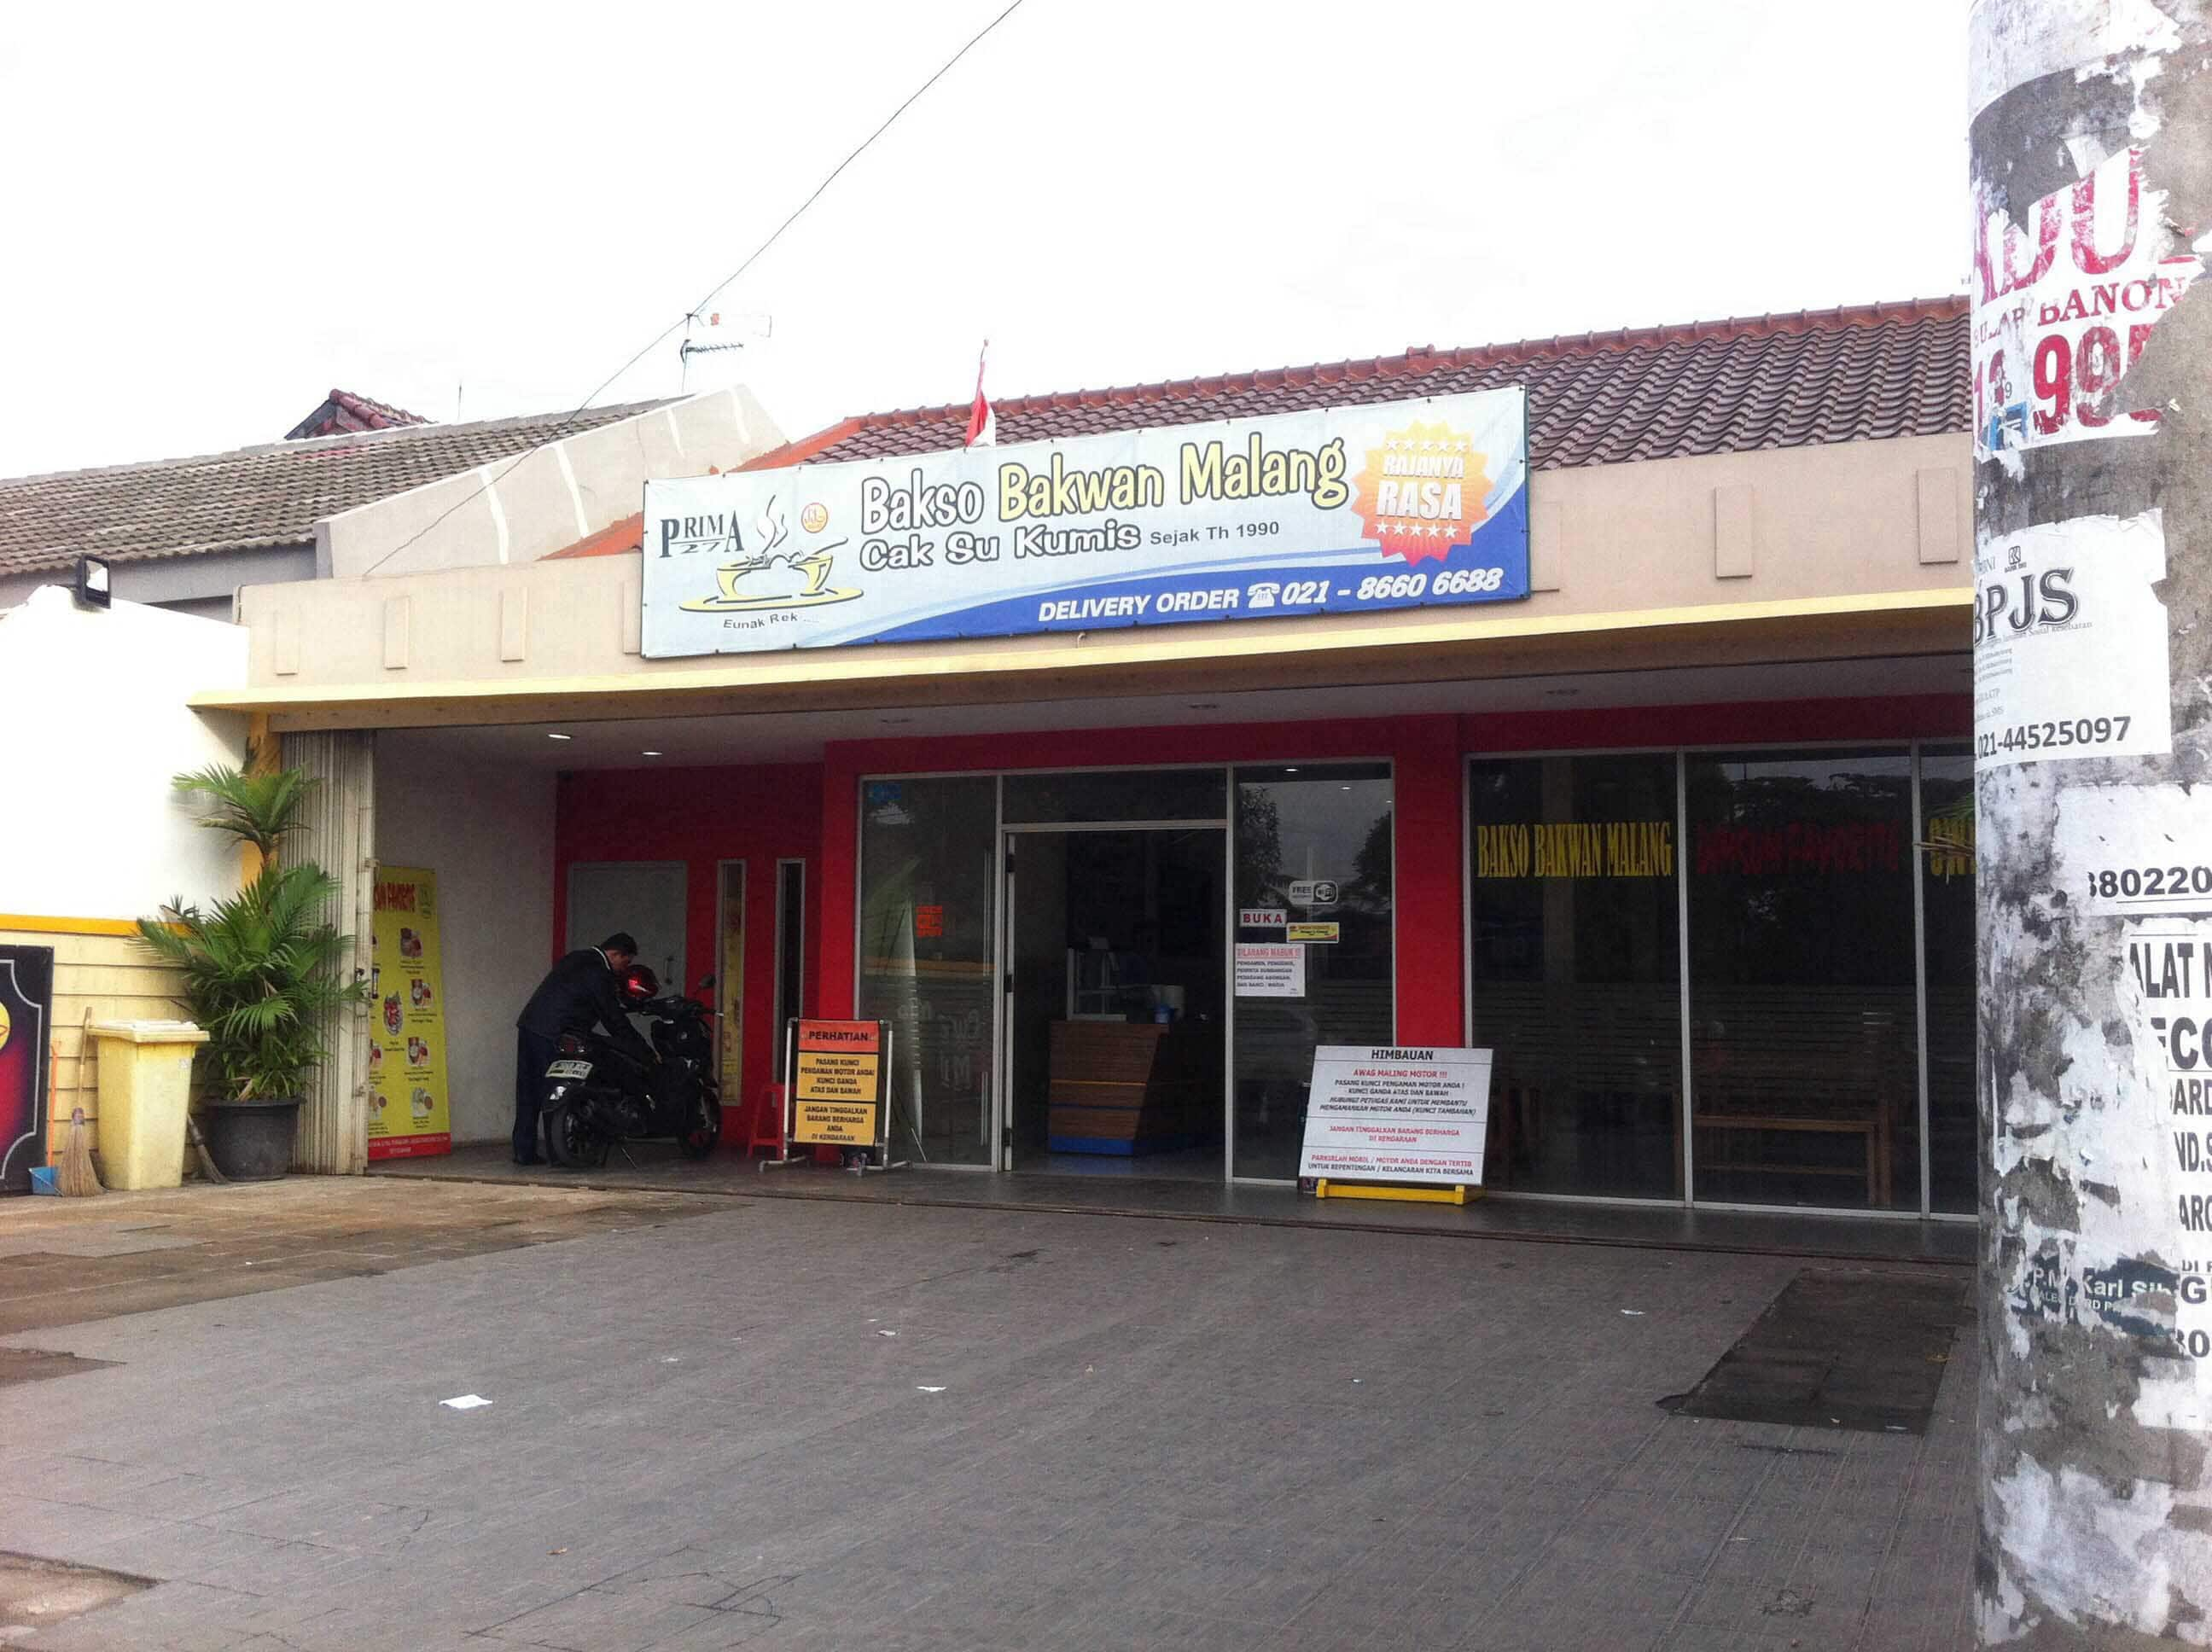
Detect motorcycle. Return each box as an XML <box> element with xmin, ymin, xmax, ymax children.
<box><xmin>539</xmin><ymin>967</ymin><xmax>722</xmax><ymax>1168</ymax></box>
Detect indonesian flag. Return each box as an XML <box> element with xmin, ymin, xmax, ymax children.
<box><xmin>963</xmin><ymin>341</ymin><xmax>996</xmax><ymax>448</ymax></box>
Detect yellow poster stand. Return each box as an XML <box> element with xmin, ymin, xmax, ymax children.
<box><xmin>367</xmin><ymin>867</ymin><xmax>451</xmax><ymax>1160</ymax></box>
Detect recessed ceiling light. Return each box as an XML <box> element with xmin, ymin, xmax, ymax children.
<box><xmin>1340</xmin><ymin>784</ymin><xmax>1353</xmax><ymax>791</ymax></box>
<box><xmin>1284</xmin><ymin>766</ymin><xmax>1300</xmax><ymax>774</ymax></box>
<box><xmin>546</xmin><ymin>731</ymin><xmax>573</xmax><ymax>741</ymax></box>
<box><xmin>641</xmin><ymin>750</ymin><xmax>664</xmax><ymax>758</ymax></box>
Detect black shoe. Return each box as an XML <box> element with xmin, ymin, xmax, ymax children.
<box><xmin>513</xmin><ymin>1153</ymin><xmax>544</xmax><ymax>1166</ymax></box>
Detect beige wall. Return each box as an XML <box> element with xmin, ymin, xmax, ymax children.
<box><xmin>317</xmin><ymin>387</ymin><xmax>786</xmax><ymax>581</ymax></box>
<box><xmin>375</xmin><ymin>739</ymin><xmax>556</xmax><ymax>1145</ymax></box>
<box><xmin>0</xmin><ymin>925</ymin><xmax>188</xmax><ymax>1168</ymax></box>
<box><xmin>222</xmin><ymin>432</ymin><xmax>1972</xmax><ymax>729</ymax></box>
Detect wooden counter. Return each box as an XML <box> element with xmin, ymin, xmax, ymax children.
<box><xmin>1047</xmin><ymin>1021</ymin><xmax>1220</xmax><ymax>1155</ymax></box>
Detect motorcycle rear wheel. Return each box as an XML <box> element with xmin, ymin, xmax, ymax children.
<box><xmin>677</xmin><ymin>1091</ymin><xmax>721</xmax><ymax>1160</ymax></box>
<box><xmin>544</xmin><ymin>1097</ymin><xmax>610</xmax><ymax>1169</ymax></box>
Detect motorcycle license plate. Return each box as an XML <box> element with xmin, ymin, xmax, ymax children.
<box><xmin>547</xmin><ymin>1059</ymin><xmax>592</xmax><ymax>1079</ymax></box>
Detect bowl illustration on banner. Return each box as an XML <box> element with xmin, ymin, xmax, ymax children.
<box><xmin>410</xmin><ymin>1087</ymin><xmax>433</xmax><ymax>1122</ymax></box>
<box><xmin>399</xmin><ymin>927</ymin><xmax>423</xmax><ymax>960</ymax></box>
<box><xmin>382</xmin><ymin>994</ymin><xmax>403</xmax><ymax>1035</ymax></box>
<box><xmin>370</xmin><ymin>1091</ymin><xmax>388</xmax><ymax>1116</ymax></box>
<box><xmin>368</xmin><ymin>1043</ymin><xmax>383</xmax><ymax>1071</ymax></box>
<box><xmin>678</xmin><ymin>493</ymin><xmax>861</xmax><ymax>614</ymax></box>
<box><xmin>410</xmin><ymin>979</ymin><xmax>434</xmax><ymax>1009</ymax></box>
<box><xmin>408</xmin><ymin>1036</ymin><xmax>431</xmax><ymax>1066</ymax></box>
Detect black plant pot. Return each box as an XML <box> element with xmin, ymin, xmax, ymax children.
<box><xmin>199</xmin><ymin>1098</ymin><xmax>302</xmax><ymax>1181</ymax></box>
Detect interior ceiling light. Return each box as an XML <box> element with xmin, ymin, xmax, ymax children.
<box><xmin>641</xmin><ymin>750</ymin><xmax>664</xmax><ymax>758</ymax></box>
<box><xmin>546</xmin><ymin>732</ymin><xmax>573</xmax><ymax>741</ymax></box>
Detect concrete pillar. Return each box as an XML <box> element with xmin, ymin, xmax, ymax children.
<box><xmin>282</xmin><ymin>730</ymin><xmax>376</xmax><ymax>1174</ymax></box>
<box><xmin>1970</xmin><ymin>1</ymin><xmax>2212</xmax><ymax>1642</ymax></box>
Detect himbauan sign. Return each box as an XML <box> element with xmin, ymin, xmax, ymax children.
<box><xmin>641</xmin><ymin>388</ymin><xmax>1529</xmax><ymax>657</ymax></box>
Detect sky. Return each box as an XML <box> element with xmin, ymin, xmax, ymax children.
<box><xmin>0</xmin><ymin>0</ymin><xmax>1970</xmax><ymax>479</ymax></box>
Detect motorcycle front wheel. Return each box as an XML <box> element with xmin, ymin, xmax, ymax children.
<box><xmin>677</xmin><ymin>1090</ymin><xmax>721</xmax><ymax>1160</ymax></box>
<box><xmin>544</xmin><ymin>1096</ymin><xmax>610</xmax><ymax>1169</ymax></box>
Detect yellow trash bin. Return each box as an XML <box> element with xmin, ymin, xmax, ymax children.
<box><xmin>86</xmin><ymin>1021</ymin><xmax>209</xmax><ymax>1191</ymax></box>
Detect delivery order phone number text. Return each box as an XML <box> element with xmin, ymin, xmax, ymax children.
<box><xmin>1976</xmin><ymin>714</ymin><xmax>2132</xmax><ymax>759</ymax></box>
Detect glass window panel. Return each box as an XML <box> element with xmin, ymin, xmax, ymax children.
<box><xmin>1469</xmin><ymin>754</ymin><xmax>1684</xmax><ymax>1199</ymax></box>
<box><xmin>1687</xmin><ymin>749</ymin><xmax>1919</xmax><ymax>1209</ymax></box>
<box><xmin>1919</xmin><ymin>745</ymin><xmax>1976</xmax><ymax>1214</ymax></box>
<box><xmin>1232</xmin><ymin>763</ymin><xmax>1394</xmax><ymax>1179</ymax></box>
<box><xmin>1003</xmin><ymin>768</ymin><xmax>1226</xmax><ymax>824</ymax></box>
<box><xmin>857</xmin><ymin>777</ymin><xmax>997</xmax><ymax>1165</ymax></box>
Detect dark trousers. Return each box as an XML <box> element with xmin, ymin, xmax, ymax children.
<box><xmin>513</xmin><ymin>1028</ymin><xmax>558</xmax><ymax>1160</ymax></box>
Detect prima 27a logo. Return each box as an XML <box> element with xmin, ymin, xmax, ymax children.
<box><xmin>673</xmin><ymin>492</ymin><xmax>862</xmax><ymax>614</ymax></box>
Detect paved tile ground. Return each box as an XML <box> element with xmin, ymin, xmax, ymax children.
<box><xmin>385</xmin><ymin>1142</ymin><xmax>1979</xmax><ymax>1268</ymax></box>
<box><xmin>0</xmin><ymin>1179</ymin><xmax>722</xmax><ymax>1335</ymax></box>
<box><xmin>0</xmin><ymin>1185</ymin><xmax>1976</xmax><ymax>1650</ymax></box>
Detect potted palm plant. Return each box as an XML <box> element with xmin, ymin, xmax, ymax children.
<box><xmin>137</xmin><ymin>765</ymin><xmax>368</xmax><ymax>1179</ymax></box>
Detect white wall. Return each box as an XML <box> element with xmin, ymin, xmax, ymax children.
<box><xmin>375</xmin><ymin>736</ymin><xmax>555</xmax><ymax>1144</ymax></box>
<box><xmin>0</xmin><ymin>587</ymin><xmax>247</xmax><ymax>920</ymax></box>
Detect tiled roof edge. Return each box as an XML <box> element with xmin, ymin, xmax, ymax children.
<box><xmin>813</xmin><ymin>297</ymin><xmax>1969</xmax><ymax>437</ymax></box>
<box><xmin>2</xmin><ymin>397</ymin><xmax>678</xmax><ymax>491</ymax></box>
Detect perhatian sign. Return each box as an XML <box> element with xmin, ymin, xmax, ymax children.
<box><xmin>642</xmin><ymin>389</ymin><xmax>1528</xmax><ymax>657</ymax></box>
<box><xmin>789</xmin><ymin>1020</ymin><xmax>884</xmax><ymax>1146</ymax></box>
<box><xmin>1297</xmin><ymin>1044</ymin><xmax>1492</xmax><ymax>1186</ymax></box>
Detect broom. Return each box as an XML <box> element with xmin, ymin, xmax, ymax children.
<box><xmin>57</xmin><ymin>1107</ymin><xmax>102</xmax><ymax>1197</ymax></box>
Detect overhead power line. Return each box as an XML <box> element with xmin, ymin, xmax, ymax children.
<box><xmin>358</xmin><ymin>0</ymin><xmax>1031</xmax><ymax>579</ymax></box>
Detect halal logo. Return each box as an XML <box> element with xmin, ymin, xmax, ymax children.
<box><xmin>0</xmin><ymin>998</ymin><xmax>9</xmax><ymax>1054</ymax></box>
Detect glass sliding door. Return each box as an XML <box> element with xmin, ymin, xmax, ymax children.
<box><xmin>1686</xmin><ymin>749</ymin><xmax>1919</xmax><ymax>1209</ymax></box>
<box><xmin>1469</xmin><ymin>754</ymin><xmax>1684</xmax><ymax>1199</ymax></box>
<box><xmin>857</xmin><ymin>777</ymin><xmax>998</xmax><ymax>1165</ymax></box>
<box><xmin>1918</xmin><ymin>744</ymin><xmax>1976</xmax><ymax>1214</ymax></box>
<box><xmin>1231</xmin><ymin>764</ymin><xmax>1394</xmax><ymax>1180</ymax></box>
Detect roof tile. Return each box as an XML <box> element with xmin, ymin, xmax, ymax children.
<box><xmin>795</xmin><ymin>298</ymin><xmax>1970</xmax><ymax>472</ymax></box>
<box><xmin>1</xmin><ymin>400</ymin><xmax>672</xmax><ymax>577</ymax></box>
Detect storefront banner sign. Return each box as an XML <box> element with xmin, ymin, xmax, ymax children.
<box><xmin>0</xmin><ymin>945</ymin><xmax>53</xmax><ymax>1192</ymax></box>
<box><xmin>1973</xmin><ymin>147</ymin><xmax>2203</xmax><ymax>462</ymax></box>
<box><xmin>1285</xmin><ymin>922</ymin><xmax>1339</xmax><ymax>945</ymax></box>
<box><xmin>368</xmin><ymin>869</ymin><xmax>451</xmax><ymax>1160</ymax></box>
<box><xmin>791</xmin><ymin>1019</ymin><xmax>884</xmax><ymax>1145</ymax></box>
<box><xmin>641</xmin><ymin>388</ymin><xmax>1529</xmax><ymax>657</ymax></box>
<box><xmin>1234</xmin><ymin>943</ymin><xmax>1306</xmax><ymax>998</ymax></box>
<box><xmin>1973</xmin><ymin>510</ymin><xmax>2172</xmax><ymax>771</ymax></box>
<box><xmin>1288</xmin><ymin>879</ymin><xmax>1340</xmax><ymax>908</ymax></box>
<box><xmin>1237</xmin><ymin>908</ymin><xmax>1287</xmax><ymax>930</ymax></box>
<box><xmin>1297</xmin><ymin>1044</ymin><xmax>1492</xmax><ymax>1185</ymax></box>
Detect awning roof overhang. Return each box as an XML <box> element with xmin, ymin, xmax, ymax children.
<box><xmin>193</xmin><ymin>588</ymin><xmax>1970</xmax><ymax>735</ymax></box>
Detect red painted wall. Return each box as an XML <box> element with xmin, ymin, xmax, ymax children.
<box><xmin>553</xmin><ymin>765</ymin><xmax>824</xmax><ymax>1141</ymax></box>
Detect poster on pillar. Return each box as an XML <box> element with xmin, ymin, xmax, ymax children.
<box><xmin>0</xmin><ymin>946</ymin><xmax>53</xmax><ymax>1194</ymax></box>
<box><xmin>1972</xmin><ymin>145</ymin><xmax>2204</xmax><ymax>461</ymax></box>
<box><xmin>369</xmin><ymin>868</ymin><xmax>451</xmax><ymax>1160</ymax></box>
<box><xmin>1971</xmin><ymin>510</ymin><xmax>2172</xmax><ymax>771</ymax></box>
<box><xmin>640</xmin><ymin>389</ymin><xmax>1528</xmax><ymax>657</ymax></box>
